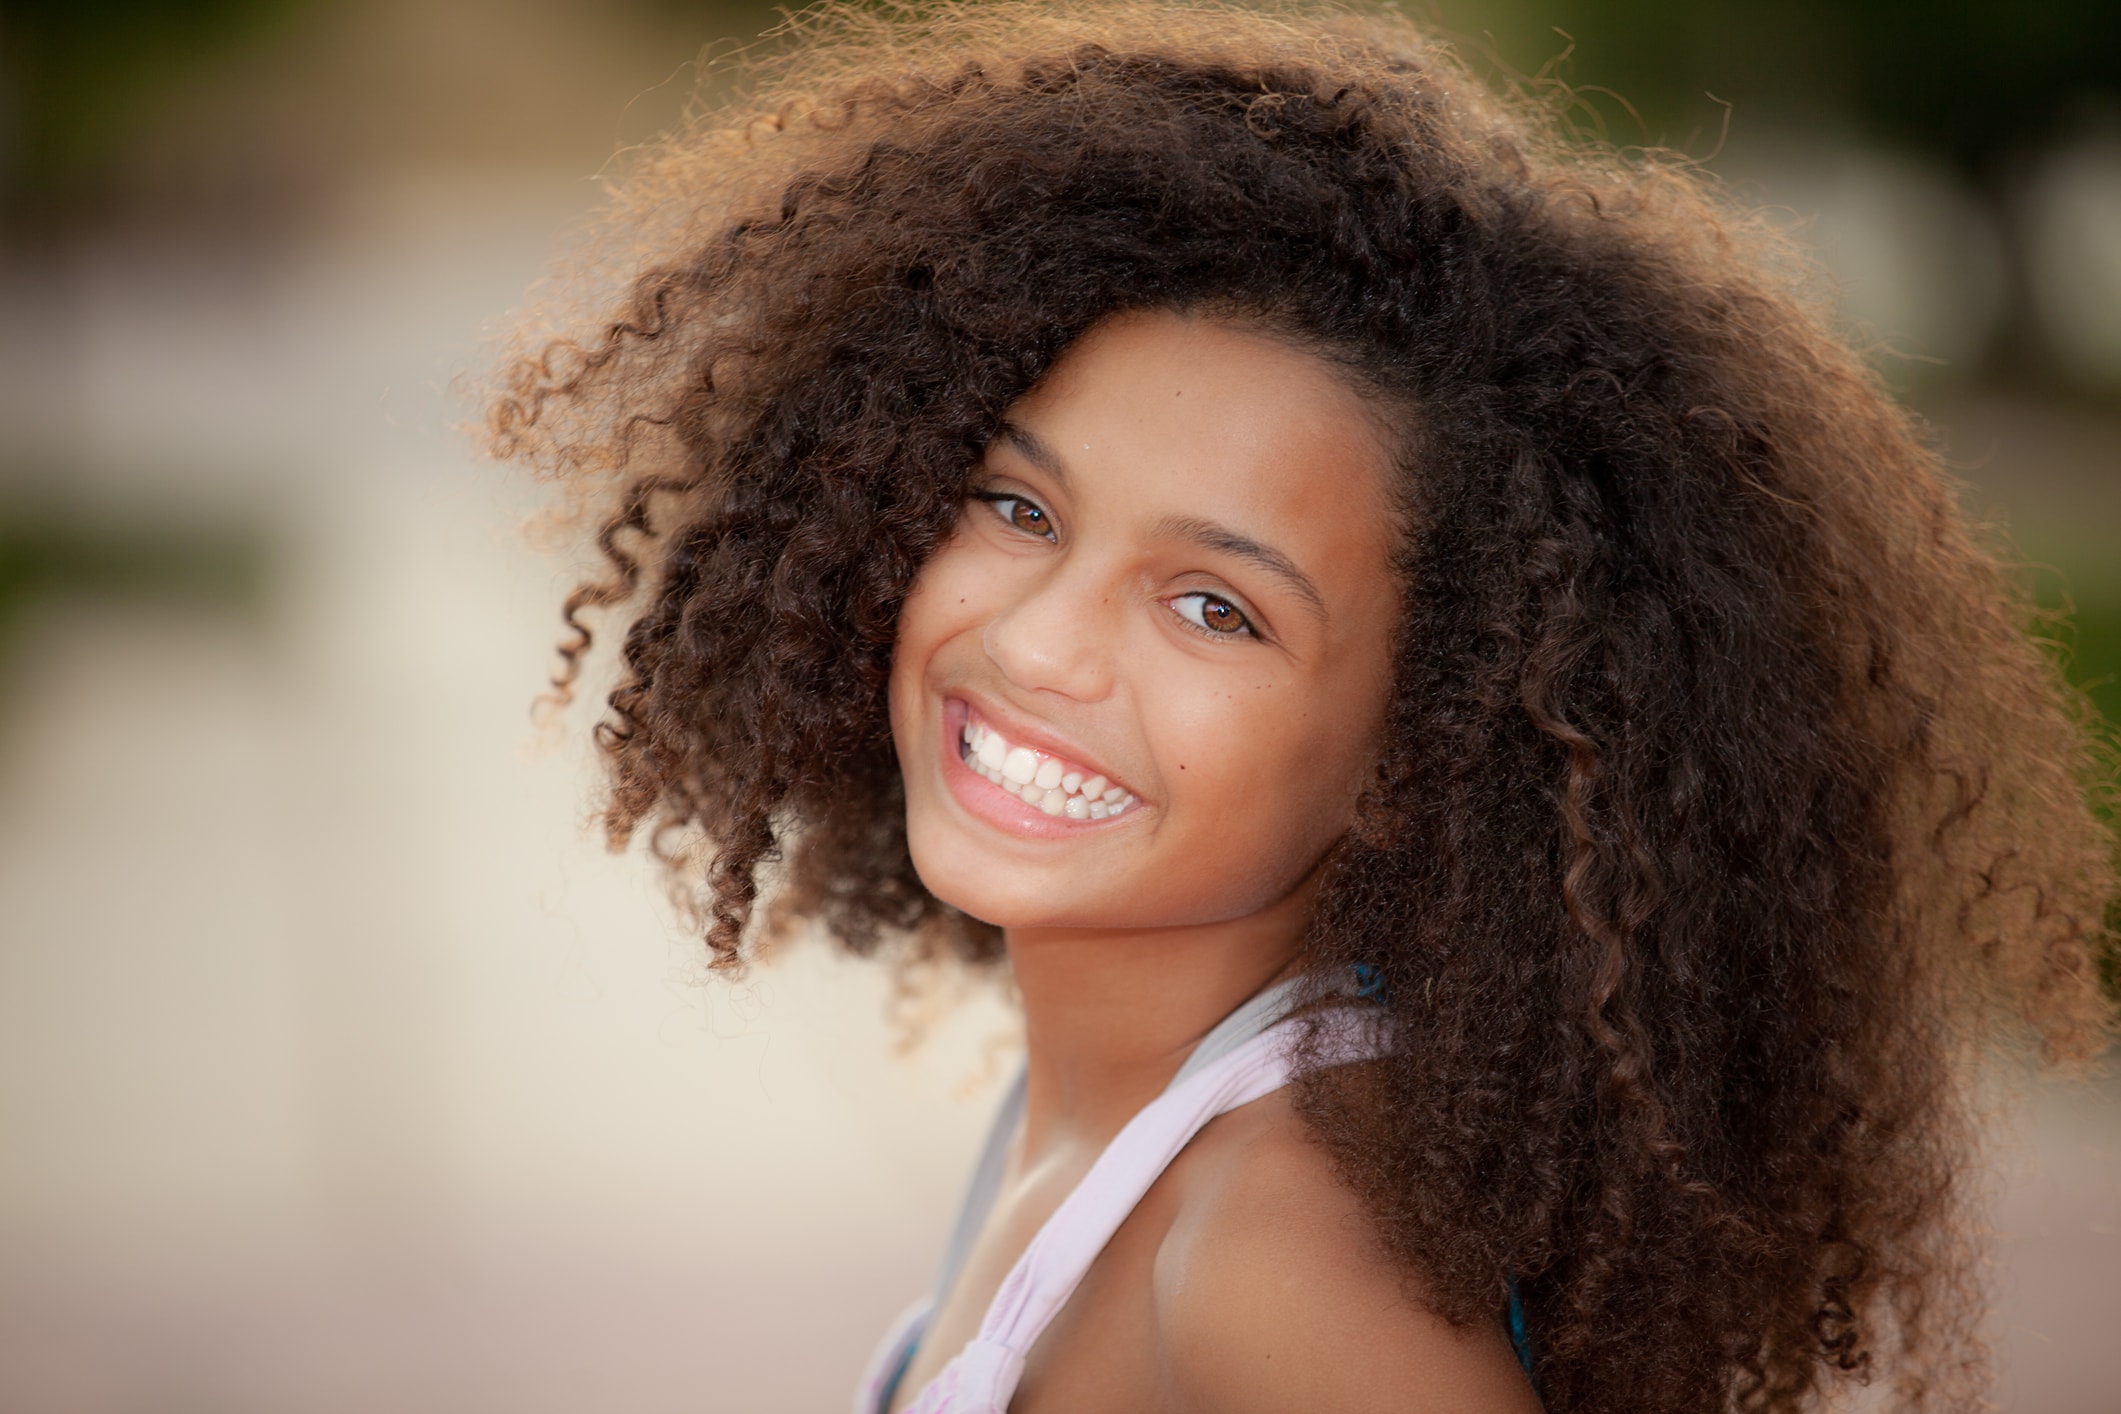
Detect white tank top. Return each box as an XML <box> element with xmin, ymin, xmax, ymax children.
<box><xmin>852</xmin><ymin>980</ymin><xmax>1384</xmax><ymax>1414</ymax></box>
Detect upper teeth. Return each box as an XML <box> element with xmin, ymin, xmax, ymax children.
<box><xmin>961</xmin><ymin>718</ymin><xmax>1136</xmax><ymax>819</ymax></box>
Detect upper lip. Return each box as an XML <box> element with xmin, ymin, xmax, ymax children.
<box><xmin>952</xmin><ymin>689</ymin><xmax>1134</xmax><ymax>797</ymax></box>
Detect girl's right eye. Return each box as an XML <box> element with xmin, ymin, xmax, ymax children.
<box><xmin>971</xmin><ymin>490</ymin><xmax>1056</xmax><ymax>543</ymax></box>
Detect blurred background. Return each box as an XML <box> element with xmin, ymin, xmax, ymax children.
<box><xmin>0</xmin><ymin>1</ymin><xmax>2114</xmax><ymax>1410</ymax></box>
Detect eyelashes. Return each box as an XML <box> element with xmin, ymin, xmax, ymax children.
<box><xmin>965</xmin><ymin>488</ymin><xmax>1262</xmax><ymax>641</ymax></box>
<box><xmin>1167</xmin><ymin>591</ymin><xmax>1255</xmax><ymax>638</ymax></box>
<box><xmin>970</xmin><ymin>489</ymin><xmax>1055</xmax><ymax>542</ymax></box>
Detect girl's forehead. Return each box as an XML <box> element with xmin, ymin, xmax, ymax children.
<box><xmin>1000</xmin><ymin>310</ymin><xmax>1399</xmax><ymax>522</ymax></box>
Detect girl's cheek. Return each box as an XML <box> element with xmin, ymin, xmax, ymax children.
<box><xmin>897</xmin><ymin>536</ymin><xmax>979</xmax><ymax>646</ymax></box>
<box><xmin>1178</xmin><ymin>680</ymin><xmax>1366</xmax><ymax>855</ymax></box>
<box><xmin>890</xmin><ymin>547</ymin><xmax>971</xmax><ymax>738</ymax></box>
<box><xmin>915</xmin><ymin>534</ymin><xmax>1018</xmax><ymax>643</ymax></box>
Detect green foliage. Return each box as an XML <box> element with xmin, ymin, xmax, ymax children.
<box><xmin>2032</xmin><ymin>590</ymin><xmax>2121</xmax><ymax>999</ymax></box>
<box><xmin>0</xmin><ymin>503</ymin><xmax>269</xmax><ymax>690</ymax></box>
<box><xmin>1422</xmin><ymin>0</ymin><xmax>2120</xmax><ymax>173</ymax></box>
<box><xmin>0</xmin><ymin>0</ymin><xmax>305</xmax><ymax>205</ymax></box>
<box><xmin>2057</xmin><ymin>600</ymin><xmax>2121</xmax><ymax>730</ymax></box>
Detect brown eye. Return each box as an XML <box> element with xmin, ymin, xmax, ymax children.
<box><xmin>971</xmin><ymin>491</ymin><xmax>1056</xmax><ymax>543</ymax></box>
<box><xmin>1171</xmin><ymin>592</ymin><xmax>1254</xmax><ymax>637</ymax></box>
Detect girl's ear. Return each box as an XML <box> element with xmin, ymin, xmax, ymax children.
<box><xmin>1346</xmin><ymin>761</ymin><xmax>1405</xmax><ymax>852</ymax></box>
<box><xmin>1347</xmin><ymin>665</ymin><xmax>1411</xmax><ymax>852</ymax></box>
<box><xmin>1348</xmin><ymin>799</ymin><xmax>1396</xmax><ymax>852</ymax></box>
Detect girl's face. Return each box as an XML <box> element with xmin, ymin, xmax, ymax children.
<box><xmin>889</xmin><ymin>309</ymin><xmax>1404</xmax><ymax>933</ymax></box>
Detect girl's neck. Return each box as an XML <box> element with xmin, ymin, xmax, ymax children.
<box><xmin>1003</xmin><ymin>886</ymin><xmax>1313</xmax><ymax>1166</ymax></box>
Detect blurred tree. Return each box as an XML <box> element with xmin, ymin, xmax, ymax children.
<box><xmin>0</xmin><ymin>501</ymin><xmax>268</xmax><ymax>696</ymax></box>
<box><xmin>1427</xmin><ymin>0</ymin><xmax>2121</xmax><ymax>386</ymax></box>
<box><xmin>1434</xmin><ymin>0</ymin><xmax>2119</xmax><ymax>175</ymax></box>
<box><xmin>0</xmin><ymin>0</ymin><xmax>307</xmax><ymax>226</ymax></box>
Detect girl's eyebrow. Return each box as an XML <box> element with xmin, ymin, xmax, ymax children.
<box><xmin>1151</xmin><ymin>514</ymin><xmax>1328</xmax><ymax>621</ymax></box>
<box><xmin>999</xmin><ymin>418</ymin><xmax>1328</xmax><ymax>621</ymax></box>
<box><xmin>999</xmin><ymin>420</ymin><xmax>1068</xmax><ymax>485</ymax></box>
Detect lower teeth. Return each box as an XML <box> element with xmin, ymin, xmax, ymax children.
<box><xmin>962</xmin><ymin>739</ymin><xmax>1127</xmax><ymax>819</ymax></box>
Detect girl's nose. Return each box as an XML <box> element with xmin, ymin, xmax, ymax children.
<box><xmin>981</xmin><ymin>561</ymin><xmax>1118</xmax><ymax>703</ymax></box>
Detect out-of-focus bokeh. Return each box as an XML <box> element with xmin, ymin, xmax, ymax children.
<box><xmin>0</xmin><ymin>2</ymin><xmax>2114</xmax><ymax>1410</ymax></box>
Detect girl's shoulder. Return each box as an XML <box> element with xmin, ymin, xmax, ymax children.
<box><xmin>1149</xmin><ymin>1088</ymin><xmax>1542</xmax><ymax>1414</ymax></box>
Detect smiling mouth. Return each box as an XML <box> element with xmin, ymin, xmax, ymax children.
<box><xmin>959</xmin><ymin>713</ymin><xmax>1139</xmax><ymax>821</ymax></box>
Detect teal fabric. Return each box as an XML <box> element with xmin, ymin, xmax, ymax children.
<box><xmin>1507</xmin><ymin>1274</ymin><xmax>1539</xmax><ymax>1394</ymax></box>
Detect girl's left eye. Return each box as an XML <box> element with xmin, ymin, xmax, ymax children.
<box><xmin>1169</xmin><ymin>592</ymin><xmax>1254</xmax><ymax>637</ymax></box>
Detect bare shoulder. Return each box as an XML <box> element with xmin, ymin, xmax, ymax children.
<box><xmin>1151</xmin><ymin>1090</ymin><xmax>1542</xmax><ymax>1414</ymax></box>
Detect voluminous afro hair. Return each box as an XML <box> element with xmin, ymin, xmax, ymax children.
<box><xmin>485</xmin><ymin>4</ymin><xmax>2116</xmax><ymax>1411</ymax></box>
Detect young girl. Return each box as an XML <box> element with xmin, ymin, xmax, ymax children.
<box><xmin>484</xmin><ymin>4</ymin><xmax>2116</xmax><ymax>1411</ymax></box>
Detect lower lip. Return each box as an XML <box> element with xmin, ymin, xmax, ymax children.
<box><xmin>937</xmin><ymin>699</ymin><xmax>1134</xmax><ymax>842</ymax></box>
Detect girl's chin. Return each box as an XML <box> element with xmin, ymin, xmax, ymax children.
<box><xmin>909</xmin><ymin>845</ymin><xmax>1095</xmax><ymax>927</ymax></box>
<box><xmin>905</xmin><ymin>828</ymin><xmax>1136</xmax><ymax>930</ymax></box>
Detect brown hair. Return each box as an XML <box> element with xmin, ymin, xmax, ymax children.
<box><xmin>484</xmin><ymin>4</ymin><xmax>2116</xmax><ymax>1410</ymax></box>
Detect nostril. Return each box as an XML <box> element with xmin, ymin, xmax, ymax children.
<box><xmin>979</xmin><ymin>591</ymin><xmax>1117</xmax><ymax>704</ymax></box>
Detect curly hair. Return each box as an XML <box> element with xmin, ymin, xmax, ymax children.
<box><xmin>483</xmin><ymin>4</ymin><xmax>2116</xmax><ymax>1410</ymax></box>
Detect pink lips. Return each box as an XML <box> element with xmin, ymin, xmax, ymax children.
<box><xmin>937</xmin><ymin>697</ymin><xmax>1138</xmax><ymax>840</ymax></box>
